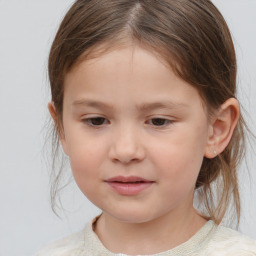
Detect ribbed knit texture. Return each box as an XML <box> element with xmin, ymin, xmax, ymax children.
<box><xmin>36</xmin><ymin>217</ymin><xmax>256</xmax><ymax>256</ymax></box>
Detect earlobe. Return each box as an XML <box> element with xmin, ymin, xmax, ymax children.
<box><xmin>48</xmin><ymin>102</ymin><xmax>69</xmax><ymax>156</ymax></box>
<box><xmin>204</xmin><ymin>98</ymin><xmax>240</xmax><ymax>159</ymax></box>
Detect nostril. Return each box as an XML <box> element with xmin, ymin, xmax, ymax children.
<box><xmin>108</xmin><ymin>137</ymin><xmax>146</xmax><ymax>164</ymax></box>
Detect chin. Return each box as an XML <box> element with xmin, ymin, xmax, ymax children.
<box><xmin>105</xmin><ymin>208</ymin><xmax>160</xmax><ymax>224</ymax></box>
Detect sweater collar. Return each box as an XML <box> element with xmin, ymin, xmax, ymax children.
<box><xmin>83</xmin><ymin>215</ymin><xmax>217</xmax><ymax>256</ymax></box>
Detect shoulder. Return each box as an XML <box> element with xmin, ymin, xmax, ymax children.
<box><xmin>34</xmin><ymin>215</ymin><xmax>107</xmax><ymax>256</ymax></box>
<box><xmin>35</xmin><ymin>230</ymin><xmax>85</xmax><ymax>256</ymax></box>
<box><xmin>201</xmin><ymin>224</ymin><xmax>256</xmax><ymax>256</ymax></box>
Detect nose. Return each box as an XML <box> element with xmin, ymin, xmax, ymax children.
<box><xmin>108</xmin><ymin>125</ymin><xmax>146</xmax><ymax>164</ymax></box>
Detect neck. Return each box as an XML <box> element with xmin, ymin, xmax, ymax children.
<box><xmin>94</xmin><ymin>207</ymin><xmax>207</xmax><ymax>255</ymax></box>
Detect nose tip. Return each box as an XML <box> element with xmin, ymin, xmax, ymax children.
<box><xmin>110</xmin><ymin>144</ymin><xmax>145</xmax><ymax>164</ymax></box>
<box><xmin>108</xmin><ymin>131</ymin><xmax>145</xmax><ymax>164</ymax></box>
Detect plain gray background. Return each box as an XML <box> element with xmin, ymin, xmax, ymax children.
<box><xmin>0</xmin><ymin>1</ymin><xmax>255</xmax><ymax>256</ymax></box>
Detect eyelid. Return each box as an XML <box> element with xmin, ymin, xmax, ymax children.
<box><xmin>81</xmin><ymin>116</ymin><xmax>109</xmax><ymax>127</ymax></box>
<box><xmin>146</xmin><ymin>116</ymin><xmax>175</xmax><ymax>127</ymax></box>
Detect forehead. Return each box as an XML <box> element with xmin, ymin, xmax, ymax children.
<box><xmin>71</xmin><ymin>39</ymin><xmax>174</xmax><ymax>75</ymax></box>
<box><xmin>66</xmin><ymin>43</ymin><xmax>178</xmax><ymax>89</ymax></box>
<box><xmin>63</xmin><ymin>45</ymin><xmax>207</xmax><ymax>115</ymax></box>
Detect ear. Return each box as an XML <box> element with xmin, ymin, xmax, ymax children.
<box><xmin>48</xmin><ymin>102</ymin><xmax>69</xmax><ymax>156</ymax></box>
<box><xmin>48</xmin><ymin>101</ymin><xmax>57</xmax><ymax>122</ymax></box>
<box><xmin>204</xmin><ymin>98</ymin><xmax>240</xmax><ymax>158</ymax></box>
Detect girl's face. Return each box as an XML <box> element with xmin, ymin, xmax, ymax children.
<box><xmin>61</xmin><ymin>45</ymin><xmax>211</xmax><ymax>223</ymax></box>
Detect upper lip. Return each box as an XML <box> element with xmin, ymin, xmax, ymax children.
<box><xmin>105</xmin><ymin>176</ymin><xmax>154</xmax><ymax>183</ymax></box>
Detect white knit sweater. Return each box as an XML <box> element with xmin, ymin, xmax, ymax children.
<box><xmin>36</xmin><ymin>217</ymin><xmax>256</xmax><ymax>256</ymax></box>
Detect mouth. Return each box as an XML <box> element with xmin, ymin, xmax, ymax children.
<box><xmin>105</xmin><ymin>176</ymin><xmax>155</xmax><ymax>195</ymax></box>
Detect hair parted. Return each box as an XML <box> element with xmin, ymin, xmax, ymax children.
<box><xmin>48</xmin><ymin>0</ymin><xmax>247</xmax><ymax>225</ymax></box>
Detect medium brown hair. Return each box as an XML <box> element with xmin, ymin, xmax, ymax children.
<box><xmin>48</xmin><ymin>0</ymin><xmax>247</xmax><ymax>225</ymax></box>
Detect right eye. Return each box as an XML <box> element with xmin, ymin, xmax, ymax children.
<box><xmin>82</xmin><ymin>117</ymin><xmax>108</xmax><ymax>127</ymax></box>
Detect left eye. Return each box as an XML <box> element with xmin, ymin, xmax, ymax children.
<box><xmin>82</xmin><ymin>117</ymin><xmax>108</xmax><ymax>126</ymax></box>
<box><xmin>148</xmin><ymin>118</ymin><xmax>171</xmax><ymax>126</ymax></box>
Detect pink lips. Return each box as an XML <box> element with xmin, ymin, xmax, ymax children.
<box><xmin>105</xmin><ymin>176</ymin><xmax>154</xmax><ymax>195</ymax></box>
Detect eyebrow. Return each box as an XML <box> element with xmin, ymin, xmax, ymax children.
<box><xmin>72</xmin><ymin>99</ymin><xmax>188</xmax><ymax>111</ymax></box>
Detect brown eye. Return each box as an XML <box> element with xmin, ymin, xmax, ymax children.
<box><xmin>150</xmin><ymin>118</ymin><xmax>171</xmax><ymax>126</ymax></box>
<box><xmin>83</xmin><ymin>117</ymin><xmax>107</xmax><ymax>126</ymax></box>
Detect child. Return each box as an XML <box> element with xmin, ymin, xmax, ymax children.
<box><xmin>37</xmin><ymin>0</ymin><xmax>256</xmax><ymax>255</ymax></box>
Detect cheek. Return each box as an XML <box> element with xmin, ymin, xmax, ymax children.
<box><xmin>150</xmin><ymin>139</ymin><xmax>204</xmax><ymax>210</ymax></box>
<box><xmin>65</xmin><ymin>134</ymin><xmax>106</xmax><ymax>187</ymax></box>
<box><xmin>68</xmin><ymin>146</ymin><xmax>104</xmax><ymax>203</ymax></box>
<box><xmin>150</xmin><ymin>127</ymin><xmax>206</xmax><ymax>186</ymax></box>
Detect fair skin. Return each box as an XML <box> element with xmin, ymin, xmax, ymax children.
<box><xmin>49</xmin><ymin>44</ymin><xmax>239</xmax><ymax>254</ymax></box>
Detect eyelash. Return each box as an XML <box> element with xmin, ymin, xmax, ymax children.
<box><xmin>81</xmin><ymin>117</ymin><xmax>173</xmax><ymax>128</ymax></box>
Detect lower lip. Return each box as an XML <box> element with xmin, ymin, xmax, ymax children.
<box><xmin>106</xmin><ymin>182</ymin><xmax>154</xmax><ymax>195</ymax></box>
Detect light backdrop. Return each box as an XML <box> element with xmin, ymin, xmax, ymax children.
<box><xmin>0</xmin><ymin>1</ymin><xmax>255</xmax><ymax>255</ymax></box>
